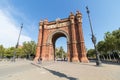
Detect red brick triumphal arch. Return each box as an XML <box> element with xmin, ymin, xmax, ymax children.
<box><xmin>34</xmin><ymin>11</ymin><xmax>89</xmax><ymax>62</ymax></box>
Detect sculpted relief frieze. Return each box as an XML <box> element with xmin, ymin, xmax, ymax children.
<box><xmin>46</xmin><ymin>21</ymin><xmax>70</xmax><ymax>29</ymax></box>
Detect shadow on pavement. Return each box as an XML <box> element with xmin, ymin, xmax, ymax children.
<box><xmin>31</xmin><ymin>63</ymin><xmax>79</xmax><ymax>80</ymax></box>
<box><xmin>43</xmin><ymin>67</ymin><xmax>78</xmax><ymax>80</ymax></box>
<box><xmin>31</xmin><ymin>63</ymin><xmax>42</xmax><ymax>68</ymax></box>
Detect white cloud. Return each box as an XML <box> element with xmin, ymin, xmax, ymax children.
<box><xmin>0</xmin><ymin>10</ymin><xmax>31</xmax><ymax>48</ymax></box>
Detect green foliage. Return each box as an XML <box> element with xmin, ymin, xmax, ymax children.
<box><xmin>0</xmin><ymin>41</ymin><xmax>36</xmax><ymax>59</ymax></box>
<box><xmin>4</xmin><ymin>47</ymin><xmax>15</xmax><ymax>58</ymax></box>
<box><xmin>112</xmin><ymin>29</ymin><xmax>120</xmax><ymax>51</ymax></box>
<box><xmin>97</xmin><ymin>41</ymin><xmax>107</xmax><ymax>54</ymax></box>
<box><xmin>103</xmin><ymin>29</ymin><xmax>120</xmax><ymax>53</ymax></box>
<box><xmin>55</xmin><ymin>46</ymin><xmax>66</xmax><ymax>59</ymax></box>
<box><xmin>87</xmin><ymin>49</ymin><xmax>96</xmax><ymax>58</ymax></box>
<box><xmin>104</xmin><ymin>32</ymin><xmax>116</xmax><ymax>51</ymax></box>
<box><xmin>22</xmin><ymin>41</ymin><xmax>36</xmax><ymax>59</ymax></box>
<box><xmin>87</xmin><ymin>28</ymin><xmax>120</xmax><ymax>59</ymax></box>
<box><xmin>16</xmin><ymin>48</ymin><xmax>25</xmax><ymax>58</ymax></box>
<box><xmin>0</xmin><ymin>45</ymin><xmax>5</xmax><ymax>58</ymax></box>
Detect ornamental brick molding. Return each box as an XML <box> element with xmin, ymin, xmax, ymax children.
<box><xmin>34</xmin><ymin>11</ymin><xmax>89</xmax><ymax>62</ymax></box>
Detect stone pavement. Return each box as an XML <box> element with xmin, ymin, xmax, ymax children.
<box><xmin>0</xmin><ymin>60</ymin><xmax>120</xmax><ymax>80</ymax></box>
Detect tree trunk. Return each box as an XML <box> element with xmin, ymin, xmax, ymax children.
<box><xmin>108</xmin><ymin>53</ymin><xmax>111</xmax><ymax>61</ymax></box>
<box><xmin>26</xmin><ymin>54</ymin><xmax>30</xmax><ymax>59</ymax></box>
<box><xmin>112</xmin><ymin>53</ymin><xmax>116</xmax><ymax>61</ymax></box>
<box><xmin>102</xmin><ymin>55</ymin><xmax>105</xmax><ymax>60</ymax></box>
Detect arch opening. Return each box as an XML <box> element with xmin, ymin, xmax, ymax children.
<box><xmin>50</xmin><ymin>30</ymin><xmax>69</xmax><ymax>61</ymax></box>
<box><xmin>53</xmin><ymin>36</ymin><xmax>67</xmax><ymax>61</ymax></box>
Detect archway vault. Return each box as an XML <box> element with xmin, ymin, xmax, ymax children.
<box><xmin>47</xmin><ymin>30</ymin><xmax>69</xmax><ymax>44</ymax></box>
<box><xmin>34</xmin><ymin>11</ymin><xmax>89</xmax><ymax>62</ymax></box>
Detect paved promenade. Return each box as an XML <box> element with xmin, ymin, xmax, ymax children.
<box><xmin>0</xmin><ymin>60</ymin><xmax>120</xmax><ymax>80</ymax></box>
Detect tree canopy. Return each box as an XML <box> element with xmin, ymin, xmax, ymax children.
<box><xmin>0</xmin><ymin>41</ymin><xmax>36</xmax><ymax>60</ymax></box>
<box><xmin>87</xmin><ymin>28</ymin><xmax>120</xmax><ymax>60</ymax></box>
<box><xmin>55</xmin><ymin>46</ymin><xmax>67</xmax><ymax>60</ymax></box>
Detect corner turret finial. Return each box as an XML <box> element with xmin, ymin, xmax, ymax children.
<box><xmin>70</xmin><ymin>12</ymin><xmax>74</xmax><ymax>16</ymax></box>
<box><xmin>76</xmin><ymin>11</ymin><xmax>80</xmax><ymax>14</ymax></box>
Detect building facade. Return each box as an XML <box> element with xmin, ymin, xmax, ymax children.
<box><xmin>34</xmin><ymin>11</ymin><xmax>89</xmax><ymax>62</ymax></box>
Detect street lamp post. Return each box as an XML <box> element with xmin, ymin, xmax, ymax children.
<box><xmin>86</xmin><ymin>6</ymin><xmax>102</xmax><ymax>66</ymax></box>
<box><xmin>13</xmin><ymin>24</ymin><xmax>23</xmax><ymax>62</ymax></box>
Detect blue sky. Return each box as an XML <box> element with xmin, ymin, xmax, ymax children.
<box><xmin>0</xmin><ymin>0</ymin><xmax>120</xmax><ymax>52</ymax></box>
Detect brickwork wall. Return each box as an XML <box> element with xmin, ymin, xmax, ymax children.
<box><xmin>34</xmin><ymin>11</ymin><xmax>89</xmax><ymax>63</ymax></box>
